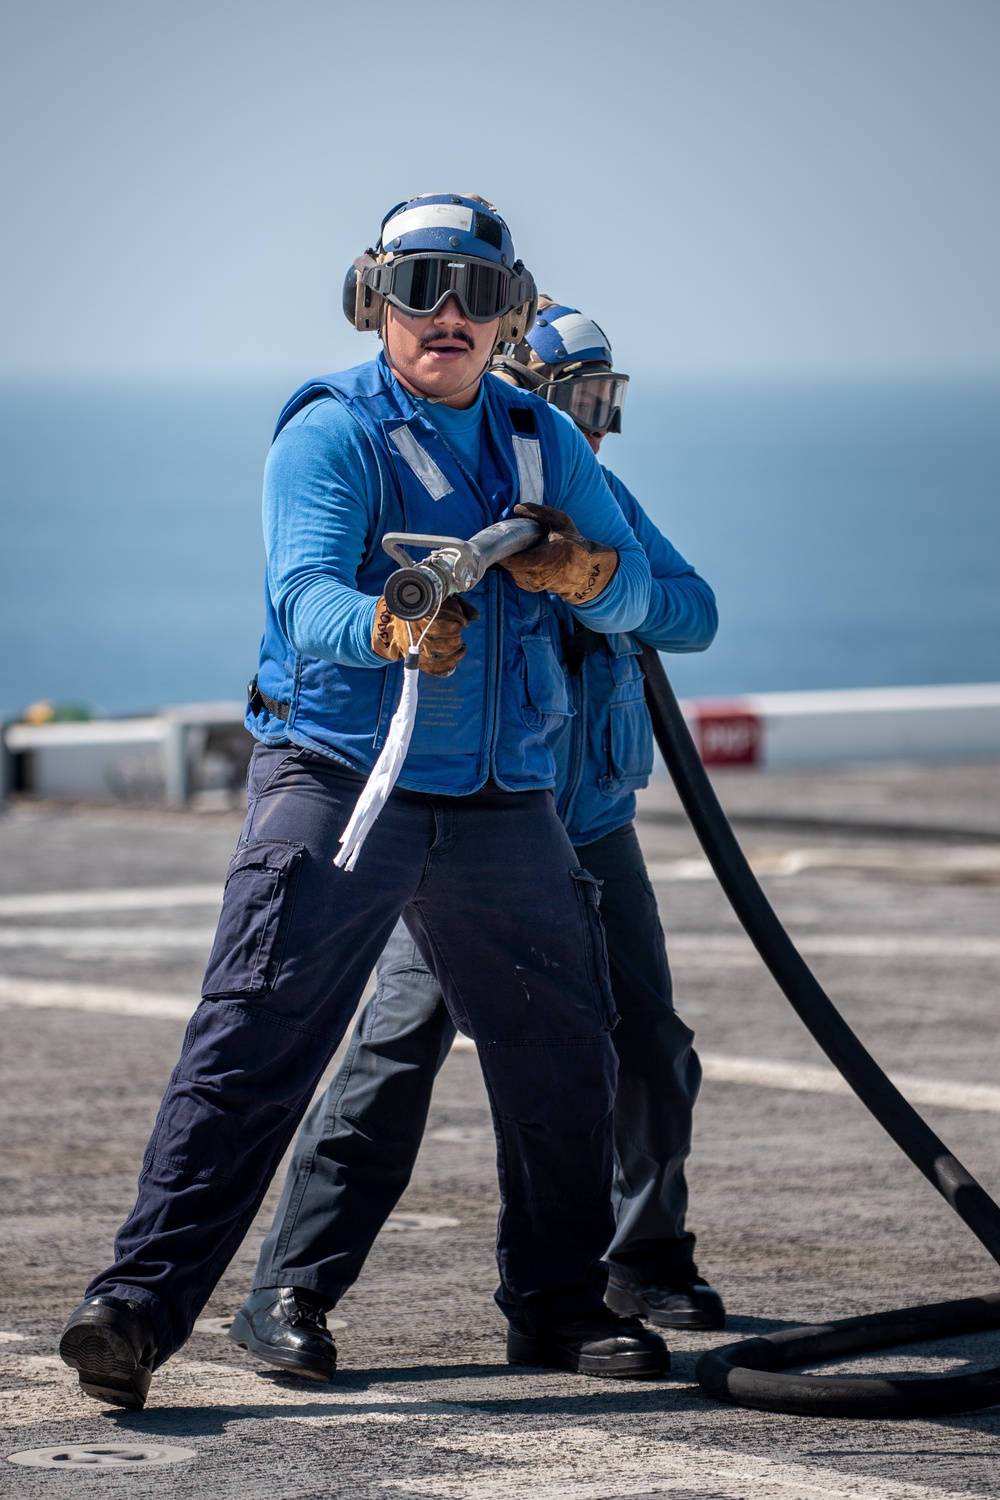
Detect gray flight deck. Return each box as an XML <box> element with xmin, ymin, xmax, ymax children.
<box><xmin>2</xmin><ymin>760</ymin><xmax>1000</xmax><ymax>1498</ymax></box>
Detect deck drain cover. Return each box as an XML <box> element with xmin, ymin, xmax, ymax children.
<box><xmin>384</xmin><ymin>1212</ymin><xmax>459</xmax><ymax>1231</ymax></box>
<box><xmin>193</xmin><ymin>1316</ymin><xmax>234</xmax><ymax>1334</ymax></box>
<box><xmin>8</xmin><ymin>1443</ymin><xmax>196</xmax><ymax>1468</ymax></box>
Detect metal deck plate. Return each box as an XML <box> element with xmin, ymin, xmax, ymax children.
<box><xmin>8</xmin><ymin>1443</ymin><xmax>197</xmax><ymax>1468</ymax></box>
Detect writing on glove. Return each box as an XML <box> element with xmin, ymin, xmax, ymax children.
<box><xmin>497</xmin><ymin>502</ymin><xmax>619</xmax><ymax>604</ymax></box>
<box><xmin>372</xmin><ymin>594</ymin><xmax>480</xmax><ymax>678</ymax></box>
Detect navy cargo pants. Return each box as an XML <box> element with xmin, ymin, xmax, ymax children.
<box><xmin>254</xmin><ymin>821</ymin><xmax>701</xmax><ymax>1305</ymax></box>
<box><xmin>86</xmin><ymin>746</ymin><xmax>618</xmax><ymax>1362</ymax></box>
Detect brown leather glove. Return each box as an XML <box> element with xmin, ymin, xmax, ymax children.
<box><xmin>372</xmin><ymin>594</ymin><xmax>480</xmax><ymax>677</ymax></box>
<box><xmin>497</xmin><ymin>502</ymin><xmax>619</xmax><ymax>604</ymax></box>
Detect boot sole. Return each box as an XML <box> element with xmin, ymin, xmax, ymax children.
<box><xmin>605</xmin><ymin>1280</ymin><xmax>725</xmax><ymax>1331</ymax></box>
<box><xmin>227</xmin><ymin>1311</ymin><xmax>336</xmax><ymax>1381</ymax></box>
<box><xmin>59</xmin><ymin>1323</ymin><xmax>152</xmax><ymax>1409</ymax></box>
<box><xmin>506</xmin><ymin>1329</ymin><xmax>668</xmax><ymax>1379</ymax></box>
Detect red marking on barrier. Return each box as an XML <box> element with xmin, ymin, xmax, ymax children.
<box><xmin>694</xmin><ymin>703</ymin><xmax>762</xmax><ymax>766</ymax></box>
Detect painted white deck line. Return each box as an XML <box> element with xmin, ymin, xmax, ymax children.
<box><xmin>0</xmin><ymin>885</ymin><xmax>222</xmax><ymax>916</ymax></box>
<box><xmin>645</xmin><ymin>847</ymin><xmax>1000</xmax><ymax>883</ymax></box>
<box><xmin>667</xmin><ymin>932</ymin><xmax>1000</xmax><ymax>959</ymax></box>
<box><xmin>382</xmin><ymin>1430</ymin><xmax>994</xmax><ymax>1500</ymax></box>
<box><xmin>0</xmin><ymin>970</ymin><xmax>377</xmax><ymax>1022</ymax></box>
<box><xmin>2</xmin><ymin>834</ymin><xmax>995</xmax><ymax>921</ymax></box>
<box><xmin>699</xmin><ymin>1054</ymin><xmax>1000</xmax><ymax>1113</ymax></box>
<box><xmin>0</xmin><ymin>926</ymin><xmax>218</xmax><ymax>948</ymax></box>
<box><xmin>0</xmin><ymin>977</ymin><xmax>196</xmax><ymax>1019</ymax></box>
<box><xmin>451</xmin><ymin>1034</ymin><xmax>1000</xmax><ymax>1112</ymax></box>
<box><xmin>0</xmin><ymin>917</ymin><xmax>997</xmax><ymax>962</ymax></box>
<box><xmin>3</xmin><ymin>974</ymin><xmax>997</xmax><ymax>1112</ymax></box>
<box><xmin>10</xmin><ymin>926</ymin><xmax>994</xmax><ymax>962</ymax></box>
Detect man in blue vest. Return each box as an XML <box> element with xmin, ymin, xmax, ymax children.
<box><xmin>227</xmin><ymin>299</ymin><xmax>724</xmax><ymax>1384</ymax></box>
<box><xmin>58</xmin><ymin>194</ymin><xmax>666</xmax><ymax>1408</ymax></box>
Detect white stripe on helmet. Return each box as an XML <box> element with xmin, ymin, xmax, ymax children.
<box><xmin>383</xmin><ymin>203</ymin><xmax>474</xmax><ymax>243</ymax></box>
<box><xmin>550</xmin><ymin>312</ymin><xmax>611</xmax><ymax>357</ymax></box>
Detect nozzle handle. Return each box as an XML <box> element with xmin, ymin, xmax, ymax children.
<box><xmin>380</xmin><ymin>517</ymin><xmax>545</xmax><ymax>622</ymax></box>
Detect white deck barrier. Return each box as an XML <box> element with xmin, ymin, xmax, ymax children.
<box><xmin>3</xmin><ymin>682</ymin><xmax>1000</xmax><ymax>803</ymax></box>
<box><xmin>3</xmin><ymin>703</ymin><xmax>248</xmax><ymax>805</ymax></box>
<box><xmin>680</xmin><ymin>682</ymin><xmax>1000</xmax><ymax>768</ymax></box>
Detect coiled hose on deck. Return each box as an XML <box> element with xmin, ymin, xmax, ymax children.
<box><xmin>640</xmin><ymin>646</ymin><xmax>1000</xmax><ymax>1418</ymax></box>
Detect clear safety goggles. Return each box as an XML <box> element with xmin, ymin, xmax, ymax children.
<box><xmin>362</xmin><ymin>254</ymin><xmax>535</xmax><ymax>323</ymax></box>
<box><xmin>539</xmin><ymin>371</ymin><xmax>630</xmax><ymax>436</ymax></box>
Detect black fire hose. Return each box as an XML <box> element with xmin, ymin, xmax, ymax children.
<box><xmin>640</xmin><ymin>644</ymin><xmax>1000</xmax><ymax>1418</ymax></box>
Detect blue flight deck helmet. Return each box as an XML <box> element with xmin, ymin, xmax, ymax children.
<box><xmin>343</xmin><ymin>193</ymin><xmax>537</xmax><ymax>347</ymax></box>
<box><xmin>522</xmin><ymin>302</ymin><xmax>614</xmax><ymax>368</ymax></box>
<box><xmin>378</xmin><ymin>192</ymin><xmax>518</xmax><ymax>264</ymax></box>
<box><xmin>492</xmin><ymin>294</ymin><xmax>629</xmax><ymax>436</ymax></box>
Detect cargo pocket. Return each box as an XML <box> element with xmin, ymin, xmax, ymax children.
<box><xmin>600</xmin><ymin>695</ymin><xmax>654</xmax><ymax>796</ymax></box>
<box><xmin>521</xmin><ymin>634</ymin><xmax>573</xmax><ymax>731</ymax></box>
<box><xmin>570</xmin><ymin>867</ymin><xmax>619</xmax><ymax>1030</ymax></box>
<box><xmin>202</xmin><ymin>841</ymin><xmax>304</xmax><ymax>998</ymax></box>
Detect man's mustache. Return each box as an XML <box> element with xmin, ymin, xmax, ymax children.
<box><xmin>421</xmin><ymin>330</ymin><xmax>475</xmax><ymax>350</ymax></box>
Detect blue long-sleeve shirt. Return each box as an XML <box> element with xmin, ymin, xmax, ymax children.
<box><xmin>602</xmin><ymin>467</ymin><xmax>718</xmax><ymax>652</ymax></box>
<box><xmin>551</xmin><ymin>465</ymin><xmax>716</xmax><ymax>843</ymax></box>
<box><xmin>262</xmin><ymin>377</ymin><xmax>651</xmax><ymax>670</ymax></box>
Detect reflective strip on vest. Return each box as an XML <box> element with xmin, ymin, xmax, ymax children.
<box><xmin>511</xmin><ymin>435</ymin><xmax>544</xmax><ymax>507</ymax></box>
<box><xmin>388</xmin><ymin>425</ymin><xmax>454</xmax><ymax>500</ymax></box>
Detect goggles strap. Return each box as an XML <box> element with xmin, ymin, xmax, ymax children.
<box><xmin>381</xmin><ymin>324</ymin><xmax>496</xmax><ymax>407</ymax></box>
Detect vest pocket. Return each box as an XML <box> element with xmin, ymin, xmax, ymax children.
<box><xmin>520</xmin><ymin>634</ymin><xmax>572</xmax><ymax>730</ymax></box>
<box><xmin>202</xmin><ymin>841</ymin><xmax>304</xmax><ymax>997</ymax></box>
<box><xmin>605</xmin><ymin>632</ymin><xmax>644</xmax><ymax>684</ymax></box>
<box><xmin>600</xmin><ymin>696</ymin><xmax>654</xmax><ymax>796</ymax></box>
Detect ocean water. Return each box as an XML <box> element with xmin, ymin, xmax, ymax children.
<box><xmin>1</xmin><ymin>377</ymin><xmax>998</xmax><ymax>719</ymax></box>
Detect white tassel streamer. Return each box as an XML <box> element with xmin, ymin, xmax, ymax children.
<box><xmin>334</xmin><ymin>649</ymin><xmax>421</xmax><ymax>872</ymax></box>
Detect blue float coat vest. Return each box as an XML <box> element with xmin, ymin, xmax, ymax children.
<box><xmin>250</xmin><ymin>356</ymin><xmax>572</xmax><ymax>796</ymax></box>
<box><xmin>550</xmin><ymin>594</ymin><xmax>653</xmax><ymax>848</ymax></box>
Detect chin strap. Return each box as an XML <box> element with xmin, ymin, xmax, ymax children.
<box><xmin>381</xmin><ymin>328</ymin><xmax>495</xmax><ymax>406</ymax></box>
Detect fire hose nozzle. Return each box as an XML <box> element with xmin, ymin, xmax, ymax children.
<box><xmin>383</xmin><ymin>563</ymin><xmax>445</xmax><ymax>622</ymax></box>
<box><xmin>381</xmin><ymin>518</ymin><xmax>544</xmax><ymax>621</ymax></box>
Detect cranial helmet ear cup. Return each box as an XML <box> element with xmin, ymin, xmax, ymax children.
<box><xmin>344</xmin><ymin>254</ymin><xmax>384</xmax><ymax>332</ymax></box>
<box><xmin>497</xmin><ymin>290</ymin><xmax>537</xmax><ymax>348</ymax></box>
<box><xmin>341</xmin><ymin>265</ymin><xmax>359</xmax><ymax>325</ymax></box>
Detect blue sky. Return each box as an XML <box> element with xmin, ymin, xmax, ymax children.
<box><xmin>2</xmin><ymin>0</ymin><xmax>998</xmax><ymax>380</ymax></box>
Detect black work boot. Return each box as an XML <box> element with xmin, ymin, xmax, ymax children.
<box><xmin>507</xmin><ymin>1306</ymin><xmax>668</xmax><ymax>1379</ymax></box>
<box><xmin>59</xmin><ymin>1296</ymin><xmax>158</xmax><ymax>1409</ymax></box>
<box><xmin>606</xmin><ymin>1263</ymin><xmax>726</xmax><ymax>1330</ymax></box>
<box><xmin>228</xmin><ymin>1287</ymin><xmax>338</xmax><ymax>1380</ymax></box>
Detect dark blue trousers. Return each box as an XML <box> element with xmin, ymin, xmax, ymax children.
<box><xmin>254</xmin><ymin>822</ymin><xmax>701</xmax><ymax>1307</ymax></box>
<box><xmin>87</xmin><ymin>747</ymin><xmax>618</xmax><ymax>1360</ymax></box>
